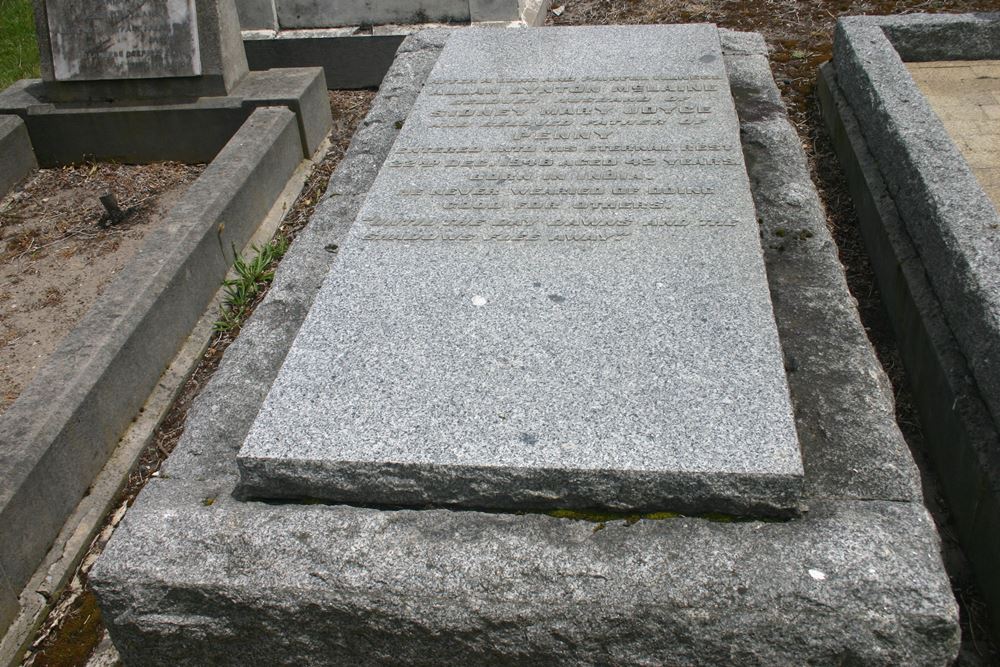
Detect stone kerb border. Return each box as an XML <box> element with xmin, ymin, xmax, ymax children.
<box><xmin>90</xmin><ymin>29</ymin><xmax>960</xmax><ymax>664</ymax></box>
<box><xmin>0</xmin><ymin>106</ymin><xmax>307</xmax><ymax>635</ymax></box>
<box><xmin>820</xmin><ymin>11</ymin><xmax>1000</xmax><ymax>642</ymax></box>
<box><xmin>0</xmin><ymin>116</ymin><xmax>37</xmax><ymax>198</ymax></box>
<box><xmin>832</xmin><ymin>13</ymin><xmax>1000</xmax><ymax>429</ymax></box>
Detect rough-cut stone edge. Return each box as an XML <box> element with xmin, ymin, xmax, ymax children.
<box><xmin>861</xmin><ymin>11</ymin><xmax>1000</xmax><ymax>61</ymax></box>
<box><xmin>0</xmin><ymin>107</ymin><xmax>307</xmax><ymax>637</ymax></box>
<box><xmin>0</xmin><ymin>115</ymin><xmax>36</xmax><ymax>198</ymax></box>
<box><xmin>726</xmin><ymin>48</ymin><xmax>921</xmax><ymax>505</ymax></box>
<box><xmin>90</xmin><ymin>29</ymin><xmax>957</xmax><ymax>665</ymax></box>
<box><xmin>818</xmin><ymin>59</ymin><xmax>1000</xmax><ymax>643</ymax></box>
<box><xmin>238</xmin><ymin>458</ymin><xmax>806</xmax><ymax>518</ymax></box>
<box><xmin>832</xmin><ymin>13</ymin><xmax>1000</xmax><ymax>433</ymax></box>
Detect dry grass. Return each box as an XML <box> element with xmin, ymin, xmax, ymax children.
<box><xmin>0</xmin><ymin>162</ymin><xmax>203</xmax><ymax>265</ymax></box>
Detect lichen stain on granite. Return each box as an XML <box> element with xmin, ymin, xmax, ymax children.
<box><xmin>545</xmin><ymin>509</ymin><xmax>783</xmax><ymax>524</ymax></box>
<box><xmin>28</xmin><ymin>591</ymin><xmax>104</xmax><ymax>667</ymax></box>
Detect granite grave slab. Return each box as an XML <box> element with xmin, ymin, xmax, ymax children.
<box><xmin>237</xmin><ymin>25</ymin><xmax>802</xmax><ymax>516</ymax></box>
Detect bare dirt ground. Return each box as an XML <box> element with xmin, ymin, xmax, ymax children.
<box><xmin>19</xmin><ymin>90</ymin><xmax>376</xmax><ymax>667</ymax></box>
<box><xmin>0</xmin><ymin>162</ymin><xmax>203</xmax><ymax>414</ymax></box>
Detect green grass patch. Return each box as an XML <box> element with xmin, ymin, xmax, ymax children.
<box><xmin>0</xmin><ymin>0</ymin><xmax>39</xmax><ymax>89</ymax></box>
<box><xmin>214</xmin><ymin>236</ymin><xmax>290</xmax><ymax>334</ymax></box>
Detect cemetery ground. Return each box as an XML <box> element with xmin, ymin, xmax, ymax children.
<box><xmin>0</xmin><ymin>162</ymin><xmax>204</xmax><ymax>413</ymax></box>
<box><xmin>3</xmin><ymin>2</ymin><xmax>1000</xmax><ymax>666</ymax></box>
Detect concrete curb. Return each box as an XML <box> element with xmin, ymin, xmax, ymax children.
<box><xmin>244</xmin><ymin>32</ymin><xmax>405</xmax><ymax>89</ymax></box>
<box><xmin>0</xmin><ymin>116</ymin><xmax>37</xmax><ymax>198</ymax></box>
<box><xmin>0</xmin><ymin>106</ymin><xmax>308</xmax><ymax>636</ymax></box>
<box><xmin>0</xmin><ymin>68</ymin><xmax>330</xmax><ymax>166</ymax></box>
<box><xmin>818</xmin><ymin>58</ymin><xmax>1000</xmax><ymax>642</ymax></box>
<box><xmin>90</xmin><ymin>29</ymin><xmax>958</xmax><ymax>664</ymax></box>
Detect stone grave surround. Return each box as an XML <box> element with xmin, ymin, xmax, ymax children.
<box><xmin>831</xmin><ymin>13</ymin><xmax>1000</xmax><ymax>432</ymax></box>
<box><xmin>32</xmin><ymin>0</ymin><xmax>249</xmax><ymax>102</ymax></box>
<box><xmin>820</xmin><ymin>11</ymin><xmax>1000</xmax><ymax>643</ymax></box>
<box><xmin>91</xmin><ymin>27</ymin><xmax>959</xmax><ymax>664</ymax></box>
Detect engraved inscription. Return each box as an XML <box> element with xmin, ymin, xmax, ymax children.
<box><xmin>362</xmin><ymin>66</ymin><xmax>747</xmax><ymax>245</ymax></box>
<box><xmin>46</xmin><ymin>0</ymin><xmax>201</xmax><ymax>81</ymax></box>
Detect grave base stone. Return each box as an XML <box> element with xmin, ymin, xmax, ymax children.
<box><xmin>89</xmin><ymin>27</ymin><xmax>961</xmax><ymax>664</ymax></box>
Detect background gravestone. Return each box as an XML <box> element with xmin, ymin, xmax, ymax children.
<box><xmin>32</xmin><ymin>0</ymin><xmax>249</xmax><ymax>101</ymax></box>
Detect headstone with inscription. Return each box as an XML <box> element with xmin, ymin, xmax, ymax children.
<box><xmin>33</xmin><ymin>0</ymin><xmax>248</xmax><ymax>101</ymax></box>
<box><xmin>237</xmin><ymin>25</ymin><xmax>803</xmax><ymax>516</ymax></box>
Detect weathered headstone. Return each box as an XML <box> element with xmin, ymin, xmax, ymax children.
<box><xmin>33</xmin><ymin>0</ymin><xmax>248</xmax><ymax>101</ymax></box>
<box><xmin>46</xmin><ymin>0</ymin><xmax>202</xmax><ymax>80</ymax></box>
<box><xmin>237</xmin><ymin>25</ymin><xmax>802</xmax><ymax>516</ymax></box>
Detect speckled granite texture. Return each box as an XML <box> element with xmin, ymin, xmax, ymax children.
<box><xmin>237</xmin><ymin>25</ymin><xmax>803</xmax><ymax>517</ymax></box>
<box><xmin>90</xmin><ymin>28</ymin><xmax>959</xmax><ymax>665</ymax></box>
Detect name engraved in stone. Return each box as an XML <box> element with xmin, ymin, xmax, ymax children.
<box><xmin>46</xmin><ymin>0</ymin><xmax>201</xmax><ymax>81</ymax></box>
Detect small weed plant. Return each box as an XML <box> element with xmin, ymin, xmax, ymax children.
<box><xmin>214</xmin><ymin>235</ymin><xmax>289</xmax><ymax>334</ymax></box>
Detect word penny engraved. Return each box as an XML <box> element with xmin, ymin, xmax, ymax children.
<box><xmin>46</xmin><ymin>0</ymin><xmax>201</xmax><ymax>81</ymax></box>
<box><xmin>238</xmin><ymin>26</ymin><xmax>803</xmax><ymax>517</ymax></box>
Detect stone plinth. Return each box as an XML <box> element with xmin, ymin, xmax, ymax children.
<box><xmin>236</xmin><ymin>25</ymin><xmax>802</xmax><ymax>516</ymax></box>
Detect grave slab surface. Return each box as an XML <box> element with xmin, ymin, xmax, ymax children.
<box><xmin>237</xmin><ymin>25</ymin><xmax>802</xmax><ymax>515</ymax></box>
